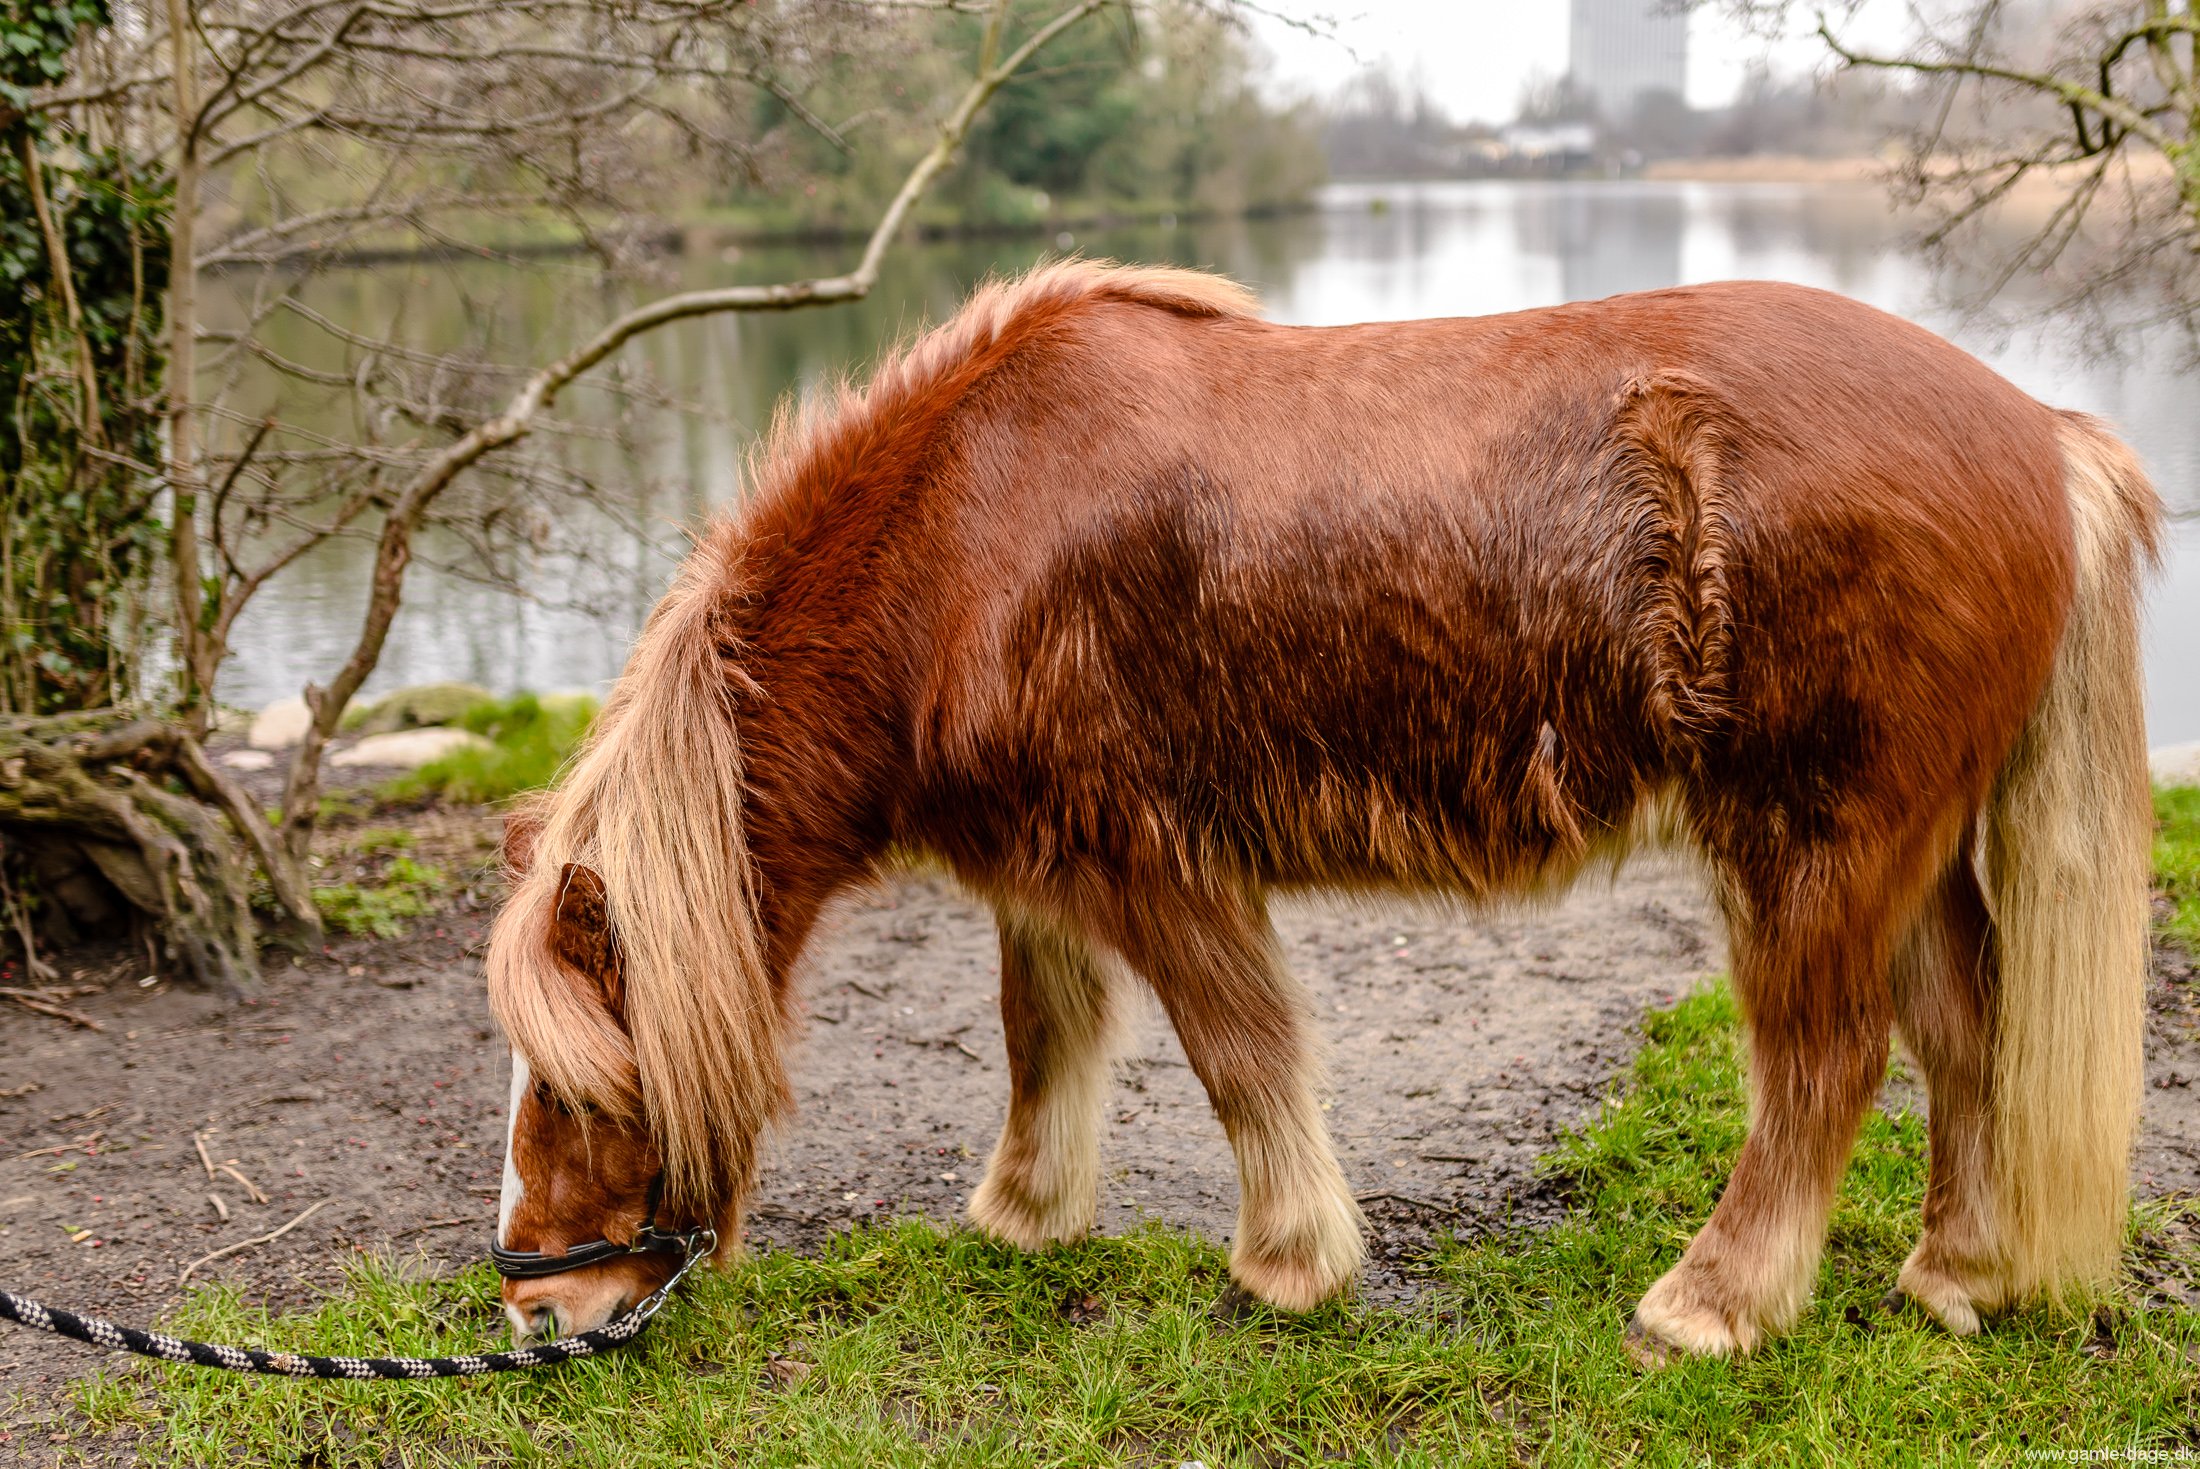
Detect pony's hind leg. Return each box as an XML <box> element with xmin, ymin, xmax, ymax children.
<box><xmin>1108</xmin><ymin>887</ymin><xmax>1364</xmax><ymax>1312</ymax></box>
<box><xmin>968</xmin><ymin>910</ymin><xmax>1117</xmax><ymax>1249</ymax></box>
<box><xmin>1629</xmin><ymin>841</ymin><xmax>1905</xmax><ymax>1359</ymax></box>
<box><xmin>1886</xmin><ymin>857</ymin><xmax>2003</xmax><ymax>1334</ymax></box>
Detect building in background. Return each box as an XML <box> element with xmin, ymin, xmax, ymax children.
<box><xmin>1568</xmin><ymin>0</ymin><xmax>1688</xmax><ymax>116</ymax></box>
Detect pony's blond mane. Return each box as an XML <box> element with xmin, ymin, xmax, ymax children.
<box><xmin>487</xmin><ymin>524</ymin><xmax>774</xmax><ymax>1214</ymax></box>
<box><xmin>487</xmin><ymin>260</ymin><xmax>1260</xmax><ymax>1213</ymax></box>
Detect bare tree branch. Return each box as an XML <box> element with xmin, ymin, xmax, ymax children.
<box><xmin>271</xmin><ymin>0</ymin><xmax>1117</xmax><ymax>851</ymax></box>
<box><xmin>1804</xmin><ymin>1</ymin><xmax>2200</xmax><ymax>350</ymax></box>
<box><xmin>1818</xmin><ymin>18</ymin><xmax>2185</xmax><ymax>156</ymax></box>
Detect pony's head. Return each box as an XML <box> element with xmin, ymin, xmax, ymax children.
<box><xmin>492</xmin><ymin>840</ymin><xmax>673</xmax><ymax>1337</ymax></box>
<box><xmin>486</xmin><ymin>547</ymin><xmax>787</xmax><ymax>1339</ymax></box>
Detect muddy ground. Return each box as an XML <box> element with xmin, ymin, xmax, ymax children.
<box><xmin>4</xmin><ymin>808</ymin><xmax>2199</xmax><ymax>1446</ymax></box>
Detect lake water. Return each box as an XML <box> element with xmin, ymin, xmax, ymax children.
<box><xmin>220</xmin><ymin>179</ymin><xmax>2199</xmax><ymax>743</ymax></box>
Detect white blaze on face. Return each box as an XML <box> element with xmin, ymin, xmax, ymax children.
<box><xmin>498</xmin><ymin>1050</ymin><xmax>529</xmax><ymax>1246</ymax></box>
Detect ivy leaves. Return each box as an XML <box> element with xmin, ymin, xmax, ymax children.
<box><xmin>1</xmin><ymin>0</ymin><xmax>110</xmax><ymax>117</ymax></box>
<box><xmin>2</xmin><ymin>0</ymin><xmax>169</xmax><ymax>714</ymax></box>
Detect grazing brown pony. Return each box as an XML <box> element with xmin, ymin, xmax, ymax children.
<box><xmin>488</xmin><ymin>261</ymin><xmax>2158</xmax><ymax>1358</ymax></box>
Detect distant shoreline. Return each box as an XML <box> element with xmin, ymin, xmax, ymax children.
<box><xmin>205</xmin><ymin>199</ymin><xmax>1318</xmax><ymax>274</ymax></box>
<box><xmin>1642</xmin><ymin>155</ymin><xmax>1884</xmax><ymax>184</ymax></box>
<box><xmin>223</xmin><ymin>156</ymin><xmax>2143</xmax><ymax>273</ymax></box>
<box><xmin>678</xmin><ymin>198</ymin><xmax>1315</xmax><ymax>253</ymax></box>
<box><xmin>1329</xmin><ymin>158</ymin><xmax>1889</xmax><ymax>188</ymax></box>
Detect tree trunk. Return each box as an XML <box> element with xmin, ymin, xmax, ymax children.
<box><xmin>164</xmin><ymin>0</ymin><xmax>210</xmax><ymax>737</ymax></box>
<box><xmin>15</xmin><ymin>132</ymin><xmax>105</xmax><ymax>444</ymax></box>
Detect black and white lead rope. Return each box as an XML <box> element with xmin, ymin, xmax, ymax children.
<box><xmin>0</xmin><ymin>1232</ymin><xmax>710</xmax><ymax>1380</ymax></box>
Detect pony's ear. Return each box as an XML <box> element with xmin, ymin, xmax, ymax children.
<box><xmin>550</xmin><ymin>863</ymin><xmax>625</xmax><ymax>1023</ymax></box>
<box><xmin>502</xmin><ymin>806</ymin><xmax>544</xmax><ymax>876</ymax></box>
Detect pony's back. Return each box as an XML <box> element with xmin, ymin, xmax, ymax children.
<box><xmin>903</xmin><ymin>280</ymin><xmax>2072</xmax><ymax>909</ymax></box>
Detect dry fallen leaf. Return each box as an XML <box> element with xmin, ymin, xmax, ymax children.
<box><xmin>764</xmin><ymin>1356</ymin><xmax>812</xmax><ymax>1387</ymax></box>
<box><xmin>1060</xmin><ymin>1292</ymin><xmax>1107</xmax><ymax>1326</ymax></box>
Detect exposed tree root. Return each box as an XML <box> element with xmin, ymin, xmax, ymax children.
<box><xmin>0</xmin><ymin>712</ymin><xmax>319</xmax><ymax>992</ymax></box>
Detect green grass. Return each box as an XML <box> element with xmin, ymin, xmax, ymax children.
<box><xmin>311</xmin><ymin>855</ymin><xmax>448</xmax><ymax>938</ymax></box>
<box><xmin>2156</xmin><ymin>784</ymin><xmax>2200</xmax><ymax>948</ymax></box>
<box><xmin>380</xmin><ymin>692</ymin><xmax>598</xmax><ymax>806</ymax></box>
<box><xmin>74</xmin><ymin>985</ymin><xmax>2200</xmax><ymax>1466</ymax></box>
<box><xmin>352</xmin><ymin>826</ymin><xmax>416</xmax><ymax>855</ymax></box>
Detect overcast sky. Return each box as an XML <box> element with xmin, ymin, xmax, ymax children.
<box><xmin>1247</xmin><ymin>2</ymin><xmax>1916</xmax><ymax>122</ymax></box>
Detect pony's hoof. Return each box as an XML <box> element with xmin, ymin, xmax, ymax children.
<box><xmin>966</xmin><ymin>1175</ymin><xmax>1092</xmax><ymax>1251</ymax></box>
<box><xmin>1227</xmin><ymin>1192</ymin><xmax>1364</xmax><ymax>1312</ymax></box>
<box><xmin>1627</xmin><ymin>1269</ymin><xmax>1757</xmax><ymax>1360</ymax></box>
<box><xmin>1883</xmin><ymin>1268</ymin><xmax>1983</xmax><ymax>1336</ymax></box>
<box><xmin>1228</xmin><ymin>1251</ymin><xmax>1354</xmax><ymax>1313</ymax></box>
<box><xmin>1623</xmin><ymin>1313</ymin><xmax>1689</xmax><ymax>1369</ymax></box>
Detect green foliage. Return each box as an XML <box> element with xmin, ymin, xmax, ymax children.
<box><xmin>957</xmin><ymin>4</ymin><xmax>1325</xmax><ymax>217</ymax></box>
<box><xmin>752</xmin><ymin>2</ymin><xmax>1324</xmax><ymax>233</ymax></box>
<box><xmin>381</xmin><ymin>692</ymin><xmax>599</xmax><ymax>805</ymax></box>
<box><xmin>2155</xmin><ymin>784</ymin><xmax>2200</xmax><ymax>948</ymax></box>
<box><xmin>343</xmin><ymin>681</ymin><xmax>495</xmax><ymax>735</ymax></box>
<box><xmin>89</xmin><ymin>984</ymin><xmax>2200</xmax><ymax>1465</ymax></box>
<box><xmin>960</xmin><ymin>8</ymin><xmax>1143</xmax><ymax>196</ymax></box>
<box><xmin>0</xmin><ymin>1</ymin><xmax>108</xmax><ymax>110</ymax></box>
<box><xmin>312</xmin><ymin>855</ymin><xmax>448</xmax><ymax>938</ymax></box>
<box><xmin>1</xmin><ymin>0</ymin><xmax>170</xmax><ymax>713</ymax></box>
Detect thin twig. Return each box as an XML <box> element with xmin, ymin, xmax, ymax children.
<box><xmin>46</xmin><ymin>1102</ymin><xmax>111</xmax><ymax>1124</ymax></box>
<box><xmin>8</xmin><ymin>1131</ymin><xmax>102</xmax><ymax>1163</ymax></box>
<box><xmin>1353</xmin><ymin>1190</ymin><xmax>1455</xmax><ymax>1214</ymax></box>
<box><xmin>389</xmin><ymin>1217</ymin><xmax>469</xmax><ymax>1237</ymax></box>
<box><xmin>0</xmin><ymin>990</ymin><xmax>104</xmax><ymax>1032</ymax></box>
<box><xmin>193</xmin><ymin>1131</ymin><xmax>218</xmax><ymax>1181</ymax></box>
<box><xmin>179</xmin><ymin>1200</ymin><xmax>329</xmax><ymax>1286</ymax></box>
<box><xmin>0</xmin><ymin>865</ymin><xmax>58</xmax><ymax>986</ymax></box>
<box><xmin>217</xmin><ymin>1162</ymin><xmax>268</xmax><ymax>1204</ymax></box>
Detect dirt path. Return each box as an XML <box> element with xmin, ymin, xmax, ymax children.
<box><xmin>4</xmin><ymin>846</ymin><xmax>2198</xmax><ymax>1440</ymax></box>
<box><xmin>753</xmin><ymin>861</ymin><xmax>1722</xmax><ymax>1279</ymax></box>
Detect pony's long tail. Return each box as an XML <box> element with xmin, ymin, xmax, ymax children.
<box><xmin>1983</xmin><ymin>412</ymin><xmax>2161</xmax><ymax>1300</ymax></box>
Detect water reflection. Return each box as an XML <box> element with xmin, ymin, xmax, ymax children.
<box><xmin>220</xmin><ymin>180</ymin><xmax>2197</xmax><ymax>741</ymax></box>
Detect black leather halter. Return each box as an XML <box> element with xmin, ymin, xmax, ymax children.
<box><xmin>489</xmin><ymin>1173</ymin><xmax>717</xmax><ymax>1281</ymax></box>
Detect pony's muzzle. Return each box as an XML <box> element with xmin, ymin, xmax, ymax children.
<box><xmin>506</xmin><ymin>1299</ymin><xmax>559</xmax><ymax>1343</ymax></box>
<box><xmin>499</xmin><ymin>1265</ymin><xmax>651</xmax><ymax>1341</ymax></box>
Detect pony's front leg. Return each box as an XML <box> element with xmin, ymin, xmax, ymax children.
<box><xmin>1112</xmin><ymin>888</ymin><xmax>1365</xmax><ymax>1312</ymax></box>
<box><xmin>968</xmin><ymin>911</ymin><xmax>1117</xmax><ymax>1249</ymax></box>
<box><xmin>1629</xmin><ymin>846</ymin><xmax>1900</xmax><ymax>1359</ymax></box>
